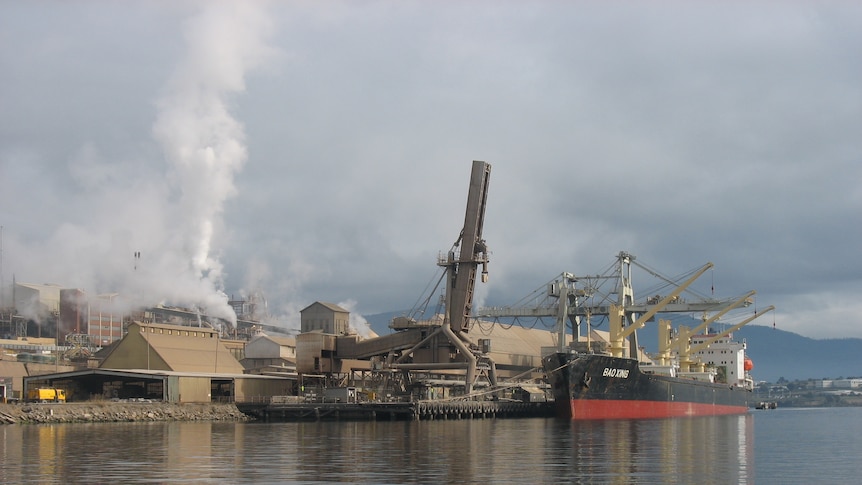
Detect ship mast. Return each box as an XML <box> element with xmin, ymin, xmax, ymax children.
<box><xmin>616</xmin><ymin>253</ymin><xmax>638</xmax><ymax>360</ymax></box>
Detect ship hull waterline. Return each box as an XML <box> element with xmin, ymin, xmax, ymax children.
<box><xmin>543</xmin><ymin>352</ymin><xmax>753</xmax><ymax>420</ymax></box>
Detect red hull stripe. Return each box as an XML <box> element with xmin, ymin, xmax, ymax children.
<box><xmin>568</xmin><ymin>400</ymin><xmax>748</xmax><ymax>420</ymax></box>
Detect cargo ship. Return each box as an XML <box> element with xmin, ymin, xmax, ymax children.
<box><xmin>524</xmin><ymin>253</ymin><xmax>774</xmax><ymax>420</ymax></box>
<box><xmin>543</xmin><ymin>342</ymin><xmax>755</xmax><ymax>420</ymax></box>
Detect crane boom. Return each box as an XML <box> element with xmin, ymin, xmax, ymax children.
<box><xmin>387</xmin><ymin>161</ymin><xmax>496</xmax><ymax>396</ymax></box>
<box><xmin>677</xmin><ymin>305</ymin><xmax>775</xmax><ymax>374</ymax></box>
<box><xmin>443</xmin><ymin>160</ymin><xmax>491</xmax><ymax>333</ymax></box>
<box><xmin>609</xmin><ymin>262</ymin><xmax>713</xmax><ymax>357</ymax></box>
<box><xmin>682</xmin><ymin>290</ymin><xmax>756</xmax><ymax>340</ymax></box>
<box><xmin>688</xmin><ymin>305</ymin><xmax>775</xmax><ymax>355</ymax></box>
<box><xmin>630</xmin><ymin>262</ymin><xmax>714</xmax><ymax>330</ymax></box>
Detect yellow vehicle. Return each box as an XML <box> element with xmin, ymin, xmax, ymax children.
<box><xmin>27</xmin><ymin>388</ymin><xmax>66</xmax><ymax>403</ymax></box>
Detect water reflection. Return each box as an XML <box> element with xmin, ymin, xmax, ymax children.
<box><xmin>2</xmin><ymin>414</ymin><xmax>753</xmax><ymax>483</ymax></box>
<box><xmin>546</xmin><ymin>414</ymin><xmax>754</xmax><ymax>483</ymax></box>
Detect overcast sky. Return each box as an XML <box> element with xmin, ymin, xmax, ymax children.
<box><xmin>1</xmin><ymin>1</ymin><xmax>860</xmax><ymax>339</ymax></box>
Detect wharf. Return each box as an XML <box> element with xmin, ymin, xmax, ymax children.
<box><xmin>238</xmin><ymin>399</ymin><xmax>554</xmax><ymax>422</ymax></box>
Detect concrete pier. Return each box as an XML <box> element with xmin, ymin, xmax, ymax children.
<box><xmin>238</xmin><ymin>400</ymin><xmax>554</xmax><ymax>422</ymax></box>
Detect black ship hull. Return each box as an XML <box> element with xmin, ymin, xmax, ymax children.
<box><xmin>543</xmin><ymin>352</ymin><xmax>752</xmax><ymax>420</ymax></box>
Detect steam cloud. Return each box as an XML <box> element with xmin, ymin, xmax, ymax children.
<box><xmin>149</xmin><ymin>2</ymin><xmax>274</xmax><ymax>325</ymax></box>
<box><xmin>2</xmin><ymin>3</ymin><xmax>274</xmax><ymax>326</ymax></box>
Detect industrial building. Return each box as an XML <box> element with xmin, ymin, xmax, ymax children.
<box><xmin>816</xmin><ymin>379</ymin><xmax>862</xmax><ymax>389</ymax></box>
<box><xmin>13</xmin><ymin>283</ymin><xmax>62</xmax><ymax>323</ymax></box>
<box><xmin>300</xmin><ymin>301</ymin><xmax>350</xmax><ymax>335</ymax></box>
<box><xmin>99</xmin><ymin>322</ymin><xmax>245</xmax><ymax>374</ymax></box>
<box><xmin>59</xmin><ymin>289</ymin><xmax>123</xmax><ymax>346</ymax></box>
<box><xmin>243</xmin><ymin>335</ymin><xmax>297</xmax><ymax>364</ymax></box>
<box><xmin>4</xmin><ymin>162</ymin><xmax>564</xmax><ymax>407</ymax></box>
<box><xmin>1</xmin><ymin>282</ymin><xmax>125</xmax><ymax>346</ymax></box>
<box><xmin>22</xmin><ymin>321</ymin><xmax>291</xmax><ymax>403</ymax></box>
<box><xmin>23</xmin><ymin>368</ymin><xmax>290</xmax><ymax>404</ymax></box>
<box><xmin>240</xmin><ymin>334</ymin><xmax>297</xmax><ymax>378</ymax></box>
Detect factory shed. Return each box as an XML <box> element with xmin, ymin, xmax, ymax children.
<box><xmin>99</xmin><ymin>322</ymin><xmax>244</xmax><ymax>374</ymax></box>
<box><xmin>23</xmin><ymin>368</ymin><xmax>291</xmax><ymax>404</ymax></box>
<box><xmin>19</xmin><ymin>321</ymin><xmax>293</xmax><ymax>403</ymax></box>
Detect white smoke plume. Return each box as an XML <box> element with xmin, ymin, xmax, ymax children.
<box><xmin>338</xmin><ymin>298</ymin><xmax>375</xmax><ymax>339</ymax></box>
<box><xmin>1</xmin><ymin>3</ymin><xmax>274</xmax><ymax>327</ymax></box>
<box><xmin>149</xmin><ymin>2</ymin><xmax>274</xmax><ymax>325</ymax></box>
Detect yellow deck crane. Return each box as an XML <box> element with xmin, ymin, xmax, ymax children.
<box><xmin>479</xmin><ymin>252</ymin><xmax>759</xmax><ymax>362</ymax></box>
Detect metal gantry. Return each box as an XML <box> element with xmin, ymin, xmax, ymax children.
<box><xmin>478</xmin><ymin>251</ymin><xmax>762</xmax><ymax>360</ymax></box>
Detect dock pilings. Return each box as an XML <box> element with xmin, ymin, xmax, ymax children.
<box><xmin>238</xmin><ymin>400</ymin><xmax>553</xmax><ymax>422</ymax></box>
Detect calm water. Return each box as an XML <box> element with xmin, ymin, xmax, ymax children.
<box><xmin>2</xmin><ymin>407</ymin><xmax>861</xmax><ymax>484</ymax></box>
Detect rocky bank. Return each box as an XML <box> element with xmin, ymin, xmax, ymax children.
<box><xmin>0</xmin><ymin>402</ymin><xmax>252</xmax><ymax>424</ymax></box>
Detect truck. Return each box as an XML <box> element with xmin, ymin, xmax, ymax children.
<box><xmin>27</xmin><ymin>388</ymin><xmax>67</xmax><ymax>403</ymax></box>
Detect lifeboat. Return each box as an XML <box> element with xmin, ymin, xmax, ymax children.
<box><xmin>743</xmin><ymin>357</ymin><xmax>754</xmax><ymax>371</ymax></box>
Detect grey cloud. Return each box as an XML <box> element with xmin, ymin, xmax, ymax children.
<box><xmin>2</xmin><ymin>1</ymin><xmax>860</xmax><ymax>338</ymax></box>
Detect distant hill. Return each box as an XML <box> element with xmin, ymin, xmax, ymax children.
<box><xmin>635</xmin><ymin>322</ymin><xmax>862</xmax><ymax>383</ymax></box>
<box><xmin>361</xmin><ymin>311</ymin><xmax>862</xmax><ymax>383</ymax></box>
<box><xmin>732</xmin><ymin>325</ymin><xmax>862</xmax><ymax>383</ymax></box>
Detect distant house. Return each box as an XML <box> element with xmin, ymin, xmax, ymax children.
<box><xmin>832</xmin><ymin>379</ymin><xmax>862</xmax><ymax>389</ymax></box>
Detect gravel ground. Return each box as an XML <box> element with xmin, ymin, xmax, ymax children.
<box><xmin>0</xmin><ymin>401</ymin><xmax>251</xmax><ymax>424</ymax></box>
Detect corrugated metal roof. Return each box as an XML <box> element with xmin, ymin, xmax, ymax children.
<box><xmin>24</xmin><ymin>368</ymin><xmax>285</xmax><ymax>381</ymax></box>
<box><xmin>132</xmin><ymin>321</ymin><xmax>219</xmax><ymax>335</ymax></box>
<box><xmin>261</xmin><ymin>335</ymin><xmax>296</xmax><ymax>346</ymax></box>
<box><xmin>0</xmin><ymin>361</ymin><xmax>28</xmax><ymax>377</ymax></box>
<box><xmin>99</xmin><ymin>322</ymin><xmax>244</xmax><ymax>374</ymax></box>
<box><xmin>142</xmin><ymin>332</ymin><xmax>244</xmax><ymax>374</ymax></box>
<box><xmin>15</xmin><ymin>282</ymin><xmax>64</xmax><ymax>291</ymax></box>
<box><xmin>108</xmin><ymin>369</ymin><xmax>285</xmax><ymax>379</ymax></box>
<box><xmin>300</xmin><ymin>301</ymin><xmax>349</xmax><ymax>313</ymax></box>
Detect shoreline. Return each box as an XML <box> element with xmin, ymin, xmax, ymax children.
<box><xmin>0</xmin><ymin>402</ymin><xmax>252</xmax><ymax>424</ymax></box>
